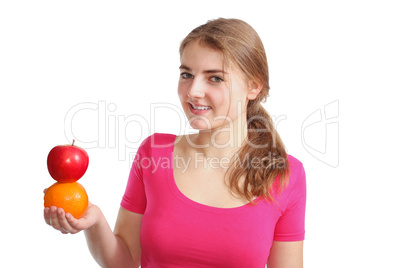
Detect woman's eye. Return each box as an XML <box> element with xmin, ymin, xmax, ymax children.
<box><xmin>210</xmin><ymin>76</ymin><xmax>224</xmax><ymax>83</ymax></box>
<box><xmin>180</xmin><ymin>72</ymin><xmax>193</xmax><ymax>79</ymax></box>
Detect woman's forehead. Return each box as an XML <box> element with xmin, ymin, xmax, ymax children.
<box><xmin>180</xmin><ymin>41</ymin><xmax>225</xmax><ymax>70</ymax></box>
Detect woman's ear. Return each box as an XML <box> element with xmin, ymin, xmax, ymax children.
<box><xmin>247</xmin><ymin>80</ymin><xmax>263</xmax><ymax>100</ymax></box>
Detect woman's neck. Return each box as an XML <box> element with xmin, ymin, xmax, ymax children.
<box><xmin>188</xmin><ymin>118</ymin><xmax>248</xmax><ymax>161</ymax></box>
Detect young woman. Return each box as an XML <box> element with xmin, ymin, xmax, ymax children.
<box><xmin>44</xmin><ymin>18</ymin><xmax>306</xmax><ymax>267</ymax></box>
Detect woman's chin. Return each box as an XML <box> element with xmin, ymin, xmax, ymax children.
<box><xmin>189</xmin><ymin>124</ymin><xmax>211</xmax><ymax>131</ymax></box>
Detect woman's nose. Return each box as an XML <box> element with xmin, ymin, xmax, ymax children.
<box><xmin>187</xmin><ymin>78</ymin><xmax>205</xmax><ymax>98</ymax></box>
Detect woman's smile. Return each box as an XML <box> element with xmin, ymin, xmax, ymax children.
<box><xmin>189</xmin><ymin>102</ymin><xmax>212</xmax><ymax>114</ymax></box>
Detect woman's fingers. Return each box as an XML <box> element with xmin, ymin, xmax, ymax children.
<box><xmin>44</xmin><ymin>207</ymin><xmax>51</xmax><ymax>225</ymax></box>
<box><xmin>44</xmin><ymin>203</ymin><xmax>98</xmax><ymax>234</ymax></box>
<box><xmin>49</xmin><ymin>206</ymin><xmax>64</xmax><ymax>232</ymax></box>
<box><xmin>66</xmin><ymin>204</ymin><xmax>97</xmax><ymax>232</ymax></box>
<box><xmin>57</xmin><ymin>208</ymin><xmax>79</xmax><ymax>234</ymax></box>
<box><xmin>44</xmin><ymin>206</ymin><xmax>70</xmax><ymax>234</ymax></box>
<box><xmin>65</xmin><ymin>212</ymin><xmax>82</xmax><ymax>230</ymax></box>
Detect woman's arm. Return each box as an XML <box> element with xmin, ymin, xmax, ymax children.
<box><xmin>113</xmin><ymin>207</ymin><xmax>143</xmax><ymax>266</ymax></box>
<box><xmin>44</xmin><ymin>204</ymin><xmax>142</xmax><ymax>268</ymax></box>
<box><xmin>267</xmin><ymin>241</ymin><xmax>303</xmax><ymax>268</ymax></box>
<box><xmin>83</xmin><ymin>206</ymin><xmax>142</xmax><ymax>267</ymax></box>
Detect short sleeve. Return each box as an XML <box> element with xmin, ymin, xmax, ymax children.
<box><xmin>273</xmin><ymin>161</ymin><xmax>306</xmax><ymax>241</ymax></box>
<box><xmin>120</xmin><ymin>138</ymin><xmax>150</xmax><ymax>214</ymax></box>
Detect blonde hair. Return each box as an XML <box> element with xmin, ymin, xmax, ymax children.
<box><xmin>180</xmin><ymin>18</ymin><xmax>289</xmax><ymax>202</ymax></box>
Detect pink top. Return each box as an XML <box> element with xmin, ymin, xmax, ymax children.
<box><xmin>121</xmin><ymin>133</ymin><xmax>306</xmax><ymax>267</ymax></box>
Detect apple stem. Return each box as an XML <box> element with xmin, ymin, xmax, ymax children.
<box><xmin>72</xmin><ymin>139</ymin><xmax>75</xmax><ymax>146</ymax></box>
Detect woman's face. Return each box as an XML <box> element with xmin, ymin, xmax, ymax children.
<box><xmin>178</xmin><ymin>40</ymin><xmax>250</xmax><ymax>132</ymax></box>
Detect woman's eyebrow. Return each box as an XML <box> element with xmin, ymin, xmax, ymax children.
<box><xmin>204</xmin><ymin>69</ymin><xmax>227</xmax><ymax>74</ymax></box>
<box><xmin>179</xmin><ymin>65</ymin><xmax>192</xmax><ymax>71</ymax></box>
<box><xmin>179</xmin><ymin>65</ymin><xmax>227</xmax><ymax>74</ymax></box>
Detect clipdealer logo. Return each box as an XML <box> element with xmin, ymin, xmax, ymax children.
<box><xmin>63</xmin><ymin>100</ymin><xmax>339</xmax><ymax>168</ymax></box>
<box><xmin>301</xmin><ymin>100</ymin><xmax>339</xmax><ymax>167</ymax></box>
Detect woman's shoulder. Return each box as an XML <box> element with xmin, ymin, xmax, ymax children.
<box><xmin>139</xmin><ymin>132</ymin><xmax>177</xmax><ymax>150</ymax></box>
<box><xmin>286</xmin><ymin>154</ymin><xmax>304</xmax><ymax>172</ymax></box>
<box><xmin>285</xmin><ymin>154</ymin><xmax>306</xmax><ymax>189</ymax></box>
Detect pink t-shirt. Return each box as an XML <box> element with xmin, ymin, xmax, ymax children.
<box><xmin>121</xmin><ymin>133</ymin><xmax>306</xmax><ymax>267</ymax></box>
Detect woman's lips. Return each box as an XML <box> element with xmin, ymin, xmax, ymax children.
<box><xmin>189</xmin><ymin>103</ymin><xmax>212</xmax><ymax>115</ymax></box>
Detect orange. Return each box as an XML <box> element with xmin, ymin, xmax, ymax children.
<box><xmin>44</xmin><ymin>182</ymin><xmax>89</xmax><ymax>219</ymax></box>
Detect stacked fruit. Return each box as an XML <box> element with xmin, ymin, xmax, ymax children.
<box><xmin>44</xmin><ymin>140</ymin><xmax>89</xmax><ymax>219</ymax></box>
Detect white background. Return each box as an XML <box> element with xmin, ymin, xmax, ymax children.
<box><xmin>1</xmin><ymin>1</ymin><xmax>401</xmax><ymax>267</ymax></box>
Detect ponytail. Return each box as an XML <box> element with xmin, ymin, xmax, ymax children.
<box><xmin>225</xmin><ymin>100</ymin><xmax>289</xmax><ymax>203</ymax></box>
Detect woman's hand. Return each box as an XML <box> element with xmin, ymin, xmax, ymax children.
<box><xmin>43</xmin><ymin>189</ymin><xmax>100</xmax><ymax>234</ymax></box>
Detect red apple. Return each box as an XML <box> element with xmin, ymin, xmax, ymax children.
<box><xmin>47</xmin><ymin>140</ymin><xmax>89</xmax><ymax>182</ymax></box>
